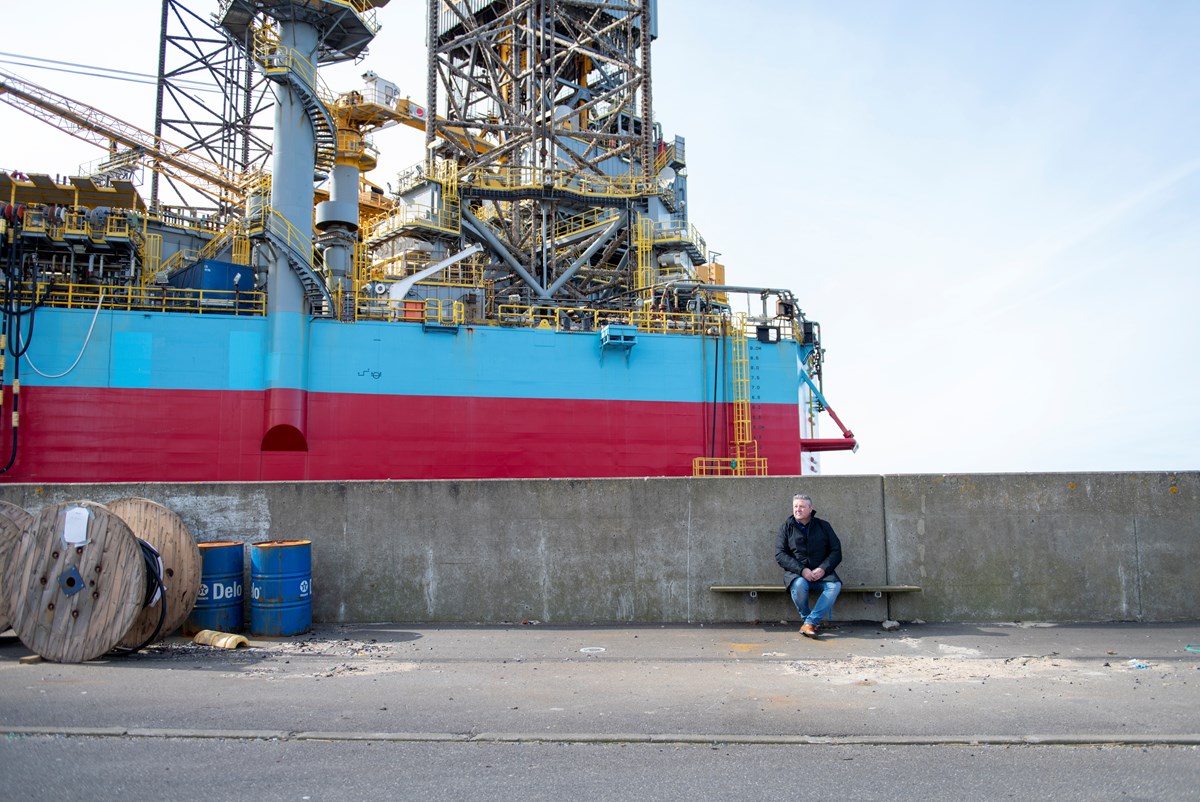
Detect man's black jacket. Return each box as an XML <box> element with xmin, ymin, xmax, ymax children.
<box><xmin>775</xmin><ymin>514</ymin><xmax>843</xmax><ymax>587</ymax></box>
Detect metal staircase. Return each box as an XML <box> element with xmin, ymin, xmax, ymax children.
<box><xmin>253</xmin><ymin>28</ymin><xmax>338</xmax><ymax>175</ymax></box>
<box><xmin>252</xmin><ymin>205</ymin><xmax>334</xmax><ymax>315</ymax></box>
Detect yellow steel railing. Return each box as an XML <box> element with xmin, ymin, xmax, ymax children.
<box><xmin>63</xmin><ymin>209</ymin><xmax>89</xmax><ymax>239</ymax></box>
<box><xmin>248</xmin><ymin>208</ymin><xmax>317</xmax><ymax>270</ymax></box>
<box><xmin>363</xmin><ymin>253</ymin><xmax>486</xmax><ymax>289</ymax></box>
<box><xmin>19</xmin><ymin>207</ymin><xmax>49</xmax><ymax>236</ymax></box>
<box><xmin>554</xmin><ymin>207</ymin><xmax>621</xmax><ymax>241</ymax></box>
<box><xmin>692</xmin><ymin>455</ymin><xmax>769</xmax><ymax>477</ymax></box>
<box><xmin>425</xmin><ymin>298</ymin><xmax>465</xmax><ymax>326</ymax></box>
<box><xmin>652</xmin><ymin>219</ymin><xmax>706</xmax><ymax>258</ymax></box>
<box><xmin>157</xmin><ymin>248</ymin><xmax>196</xmax><ymax>278</ymax></box>
<box><xmin>653</xmin><ymin>137</ymin><xmax>685</xmax><ymax>175</ymax></box>
<box><xmin>196</xmin><ymin>218</ymin><xmax>246</xmax><ymax>263</ymax></box>
<box><xmin>99</xmin><ymin>212</ymin><xmax>130</xmax><ymax>240</ymax></box>
<box><xmin>492</xmin><ymin>304</ymin><xmax>729</xmax><ymax>336</ymax></box>
<box><xmin>4</xmin><ymin>281</ymin><xmax>265</xmax><ymax>315</ymax></box>
<box><xmin>367</xmin><ymin>203</ymin><xmax>460</xmax><ymax>238</ymax></box>
<box><xmin>328</xmin><ymin>0</ymin><xmax>382</xmax><ymax>32</ymax></box>
<box><xmin>147</xmin><ymin>217</ymin><xmax>250</xmax><ymax>286</ymax></box>
<box><xmin>461</xmin><ymin>165</ymin><xmax>654</xmax><ymax>199</ymax></box>
<box><xmin>254</xmin><ymin>28</ymin><xmax>334</xmax><ymax>107</ymax></box>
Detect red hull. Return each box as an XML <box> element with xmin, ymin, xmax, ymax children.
<box><xmin>0</xmin><ymin>386</ymin><xmax>803</xmax><ymax>482</ymax></box>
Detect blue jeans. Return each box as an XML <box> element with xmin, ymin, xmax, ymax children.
<box><xmin>788</xmin><ymin>576</ymin><xmax>842</xmax><ymax>626</ymax></box>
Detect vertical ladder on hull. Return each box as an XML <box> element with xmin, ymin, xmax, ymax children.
<box><xmin>692</xmin><ymin>316</ymin><xmax>769</xmax><ymax>476</ymax></box>
<box><xmin>727</xmin><ymin>322</ymin><xmax>768</xmax><ymax>475</ymax></box>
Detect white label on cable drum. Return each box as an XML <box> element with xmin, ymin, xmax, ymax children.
<box><xmin>63</xmin><ymin>506</ymin><xmax>90</xmax><ymax>546</ymax></box>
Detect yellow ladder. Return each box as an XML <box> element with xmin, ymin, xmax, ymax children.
<box><xmin>635</xmin><ymin>215</ymin><xmax>654</xmax><ymax>305</ymax></box>
<box><xmin>692</xmin><ymin>316</ymin><xmax>768</xmax><ymax>476</ymax></box>
<box><xmin>432</xmin><ymin>158</ymin><xmax>461</xmax><ymax>231</ymax></box>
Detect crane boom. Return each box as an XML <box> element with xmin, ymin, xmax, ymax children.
<box><xmin>0</xmin><ymin>68</ymin><xmax>243</xmax><ymax>204</ymax></box>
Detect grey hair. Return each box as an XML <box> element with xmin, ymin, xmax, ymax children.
<box><xmin>792</xmin><ymin>494</ymin><xmax>813</xmax><ymax>505</ymax></box>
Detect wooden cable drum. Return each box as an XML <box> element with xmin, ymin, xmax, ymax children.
<box><xmin>3</xmin><ymin>501</ymin><xmax>146</xmax><ymax>663</ymax></box>
<box><xmin>0</xmin><ymin>502</ymin><xmax>35</xmax><ymax>633</ymax></box>
<box><xmin>106</xmin><ymin>497</ymin><xmax>201</xmax><ymax>648</ymax></box>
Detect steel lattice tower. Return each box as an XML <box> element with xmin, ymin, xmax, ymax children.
<box><xmin>151</xmin><ymin>0</ymin><xmax>273</xmax><ymax>214</ymax></box>
<box><xmin>410</xmin><ymin>0</ymin><xmax>694</xmax><ymax>307</ymax></box>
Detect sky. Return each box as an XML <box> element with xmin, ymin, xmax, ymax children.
<box><xmin>2</xmin><ymin>1</ymin><xmax>1197</xmax><ymax>476</ymax></box>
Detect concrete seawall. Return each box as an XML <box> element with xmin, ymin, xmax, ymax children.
<box><xmin>2</xmin><ymin>472</ymin><xmax>1195</xmax><ymax>623</ymax></box>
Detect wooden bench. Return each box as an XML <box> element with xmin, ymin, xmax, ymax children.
<box><xmin>710</xmin><ymin>584</ymin><xmax>921</xmax><ymax>599</ymax></box>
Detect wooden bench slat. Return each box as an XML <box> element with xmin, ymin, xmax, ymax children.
<box><xmin>710</xmin><ymin>584</ymin><xmax>921</xmax><ymax>593</ymax></box>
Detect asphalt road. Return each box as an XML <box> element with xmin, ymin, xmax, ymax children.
<box><xmin>2</xmin><ymin>621</ymin><xmax>1198</xmax><ymax>800</ymax></box>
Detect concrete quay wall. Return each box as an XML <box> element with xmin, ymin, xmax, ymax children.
<box><xmin>2</xmin><ymin>472</ymin><xmax>1195</xmax><ymax>624</ymax></box>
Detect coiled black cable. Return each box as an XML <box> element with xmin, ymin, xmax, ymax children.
<box><xmin>110</xmin><ymin>538</ymin><xmax>168</xmax><ymax>655</ymax></box>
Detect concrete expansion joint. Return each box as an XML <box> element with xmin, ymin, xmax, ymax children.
<box><xmin>3</xmin><ymin>726</ymin><xmax>1200</xmax><ymax>747</ymax></box>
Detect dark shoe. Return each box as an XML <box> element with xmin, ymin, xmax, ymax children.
<box><xmin>800</xmin><ymin>623</ymin><xmax>818</xmax><ymax>638</ymax></box>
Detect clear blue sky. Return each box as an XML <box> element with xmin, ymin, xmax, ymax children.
<box><xmin>3</xmin><ymin>1</ymin><xmax>1197</xmax><ymax>475</ymax></box>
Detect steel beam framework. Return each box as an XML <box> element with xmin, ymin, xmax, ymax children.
<box><xmin>423</xmin><ymin>0</ymin><xmax>657</xmax><ymax>305</ymax></box>
<box><xmin>152</xmin><ymin>0</ymin><xmax>273</xmax><ymax>214</ymax></box>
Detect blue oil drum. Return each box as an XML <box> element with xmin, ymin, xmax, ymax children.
<box><xmin>185</xmin><ymin>541</ymin><xmax>245</xmax><ymax>635</ymax></box>
<box><xmin>249</xmin><ymin>540</ymin><xmax>312</xmax><ymax>636</ymax></box>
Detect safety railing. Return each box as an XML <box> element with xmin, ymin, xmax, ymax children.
<box><xmin>250</xmin><ymin>208</ymin><xmax>317</xmax><ymax>270</ymax></box>
<box><xmin>16</xmin><ymin>207</ymin><xmax>143</xmax><ymax>249</ymax></box>
<box><xmin>142</xmin><ymin>208</ymin><xmax>230</xmax><ymax>235</ymax></box>
<box><xmin>653</xmin><ymin>136</ymin><xmax>686</xmax><ymax>174</ymax></box>
<box><xmin>252</xmin><ymin>27</ymin><xmax>338</xmax><ymax>172</ymax></box>
<box><xmin>429</xmin><ymin>157</ymin><xmax>459</xmax><ymax>187</ymax></box>
<box><xmin>691</xmin><ymin>314</ymin><xmax>769</xmax><ymax>477</ymax></box>
<box><xmin>734</xmin><ymin>315</ymin><xmax>799</xmax><ymax>342</ymax></box>
<box><xmin>394</xmin><ymin>162</ymin><xmax>429</xmax><ymax>195</ymax></box>
<box><xmin>330</xmin><ymin>0</ymin><xmax>382</xmax><ymax>32</ymax></box>
<box><xmin>197</xmin><ymin>218</ymin><xmax>247</xmax><ymax>263</ymax></box>
<box><xmin>62</xmin><ymin>209</ymin><xmax>89</xmax><ymax>239</ymax></box>
<box><xmin>3</xmin><ymin>281</ymin><xmax>265</xmax><ymax>315</ymax></box>
<box><xmin>652</xmin><ymin>219</ymin><xmax>706</xmax><ymax>258</ymax></box>
<box><xmin>493</xmin><ymin>304</ymin><xmax>729</xmax><ymax>336</ymax></box>
<box><xmin>354</xmin><ymin>297</ymin><xmax>424</xmax><ymax>322</ymax></box>
<box><xmin>362</xmin><ymin>254</ymin><xmax>486</xmax><ymax>289</ymax></box>
<box><xmin>691</xmin><ymin>456</ymin><xmax>769</xmax><ymax>477</ymax></box>
<box><xmin>336</xmin><ymin>129</ymin><xmax>374</xmax><ymax>164</ymax></box>
<box><xmin>425</xmin><ymin>298</ymin><xmax>465</xmax><ymax>326</ymax></box>
<box><xmin>157</xmin><ymin>248</ymin><xmax>197</xmax><ymax>280</ymax></box>
<box><xmin>636</xmin><ymin>216</ymin><xmax>654</xmax><ymax>302</ymax></box>
<box><xmin>729</xmin><ymin>322</ymin><xmax>753</xmax><ymax>444</ymax></box>
<box><xmin>99</xmin><ymin>212</ymin><xmax>132</xmax><ymax>240</ymax></box>
<box><xmin>17</xmin><ymin>207</ymin><xmax>49</xmax><ymax>236</ymax></box>
<box><xmin>145</xmin><ymin>218</ymin><xmax>248</xmax><ymax>285</ymax></box>
<box><xmin>461</xmin><ymin>165</ymin><xmax>655</xmax><ymax>199</ymax></box>
<box><xmin>254</xmin><ymin>29</ymin><xmax>332</xmax><ymax>105</ymax></box>
<box><xmin>554</xmin><ymin>207</ymin><xmax>621</xmax><ymax>241</ymax></box>
<box><xmin>366</xmin><ymin>203</ymin><xmax>460</xmax><ymax>239</ymax></box>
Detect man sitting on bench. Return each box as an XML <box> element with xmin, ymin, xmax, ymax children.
<box><xmin>775</xmin><ymin>493</ymin><xmax>843</xmax><ymax>639</ymax></box>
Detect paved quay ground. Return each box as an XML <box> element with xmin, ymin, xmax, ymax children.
<box><xmin>2</xmin><ymin>620</ymin><xmax>1198</xmax><ymax>744</ymax></box>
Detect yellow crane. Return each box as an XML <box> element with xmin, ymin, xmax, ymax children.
<box><xmin>0</xmin><ymin>68</ymin><xmax>242</xmax><ymax>209</ymax></box>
